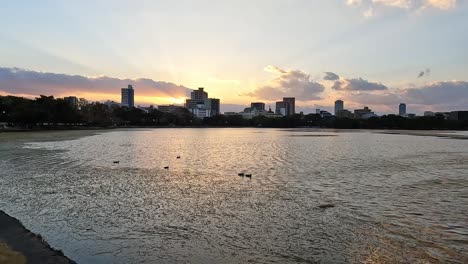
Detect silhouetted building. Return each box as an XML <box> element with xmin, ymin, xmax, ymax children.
<box><xmin>283</xmin><ymin>97</ymin><xmax>295</xmax><ymax>115</ymax></box>
<box><xmin>191</xmin><ymin>88</ymin><xmax>208</xmax><ymax>100</ymax></box>
<box><xmin>251</xmin><ymin>102</ymin><xmax>265</xmax><ymax>111</ymax></box>
<box><xmin>158</xmin><ymin>105</ymin><xmax>178</xmax><ymax>113</ymax></box>
<box><xmin>399</xmin><ymin>103</ymin><xmax>406</xmax><ymax>115</ymax></box>
<box><xmin>320</xmin><ymin>110</ymin><xmax>332</xmax><ymax>118</ymax></box>
<box><xmin>121</xmin><ymin>85</ymin><xmax>134</xmax><ymax>108</ymax></box>
<box><xmin>336</xmin><ymin>109</ymin><xmax>353</xmax><ymax>118</ymax></box>
<box><xmin>354</xmin><ymin>106</ymin><xmax>374</xmax><ymax>119</ymax></box>
<box><xmin>209</xmin><ymin>98</ymin><xmax>220</xmax><ymax>116</ymax></box>
<box><xmin>64</xmin><ymin>96</ymin><xmax>78</xmax><ymax>108</ymax></box>
<box><xmin>435</xmin><ymin>112</ymin><xmax>450</xmax><ymax>119</ymax></box>
<box><xmin>334</xmin><ymin>100</ymin><xmax>344</xmax><ymax>115</ymax></box>
<box><xmin>104</xmin><ymin>100</ymin><xmax>120</xmax><ymax>108</ymax></box>
<box><xmin>275</xmin><ymin>101</ymin><xmax>289</xmax><ymax>116</ymax></box>
<box><xmin>185</xmin><ymin>88</ymin><xmax>220</xmax><ymax>118</ymax></box>
<box><xmin>424</xmin><ymin>111</ymin><xmax>435</xmax><ymax>117</ymax></box>
<box><xmin>449</xmin><ymin>111</ymin><xmax>468</xmax><ymax>121</ymax></box>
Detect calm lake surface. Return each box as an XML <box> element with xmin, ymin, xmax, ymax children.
<box><xmin>0</xmin><ymin>128</ymin><xmax>467</xmax><ymax>263</ymax></box>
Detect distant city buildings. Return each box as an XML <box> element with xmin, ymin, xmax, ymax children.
<box><xmin>104</xmin><ymin>100</ymin><xmax>120</xmax><ymax>108</ymax></box>
<box><xmin>158</xmin><ymin>105</ymin><xmax>179</xmax><ymax>113</ymax></box>
<box><xmin>334</xmin><ymin>100</ymin><xmax>343</xmax><ymax>115</ymax></box>
<box><xmin>283</xmin><ymin>97</ymin><xmax>295</xmax><ymax>115</ymax></box>
<box><xmin>185</xmin><ymin>88</ymin><xmax>220</xmax><ymax>118</ymax></box>
<box><xmin>275</xmin><ymin>97</ymin><xmax>295</xmax><ymax>116</ymax></box>
<box><xmin>399</xmin><ymin>103</ymin><xmax>406</xmax><ymax>115</ymax></box>
<box><xmin>449</xmin><ymin>111</ymin><xmax>468</xmax><ymax>121</ymax></box>
<box><xmin>354</xmin><ymin>106</ymin><xmax>376</xmax><ymax>119</ymax></box>
<box><xmin>336</xmin><ymin>109</ymin><xmax>353</xmax><ymax>118</ymax></box>
<box><xmin>320</xmin><ymin>110</ymin><xmax>332</xmax><ymax>118</ymax></box>
<box><xmin>64</xmin><ymin>96</ymin><xmax>78</xmax><ymax>108</ymax></box>
<box><xmin>209</xmin><ymin>98</ymin><xmax>220</xmax><ymax>116</ymax></box>
<box><xmin>121</xmin><ymin>85</ymin><xmax>135</xmax><ymax>108</ymax></box>
<box><xmin>275</xmin><ymin>101</ymin><xmax>289</xmax><ymax>116</ymax></box>
<box><xmin>225</xmin><ymin>101</ymin><xmax>281</xmax><ymax>119</ymax></box>
<box><xmin>333</xmin><ymin>99</ymin><xmax>354</xmax><ymax>118</ymax></box>
<box><xmin>251</xmin><ymin>102</ymin><xmax>265</xmax><ymax>111</ymax></box>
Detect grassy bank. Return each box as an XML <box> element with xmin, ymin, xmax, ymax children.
<box><xmin>0</xmin><ymin>210</ymin><xmax>74</xmax><ymax>264</ymax></box>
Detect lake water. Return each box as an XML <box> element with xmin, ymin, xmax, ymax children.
<box><xmin>0</xmin><ymin>128</ymin><xmax>467</xmax><ymax>263</ymax></box>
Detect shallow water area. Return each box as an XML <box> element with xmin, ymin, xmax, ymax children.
<box><xmin>0</xmin><ymin>128</ymin><xmax>467</xmax><ymax>263</ymax></box>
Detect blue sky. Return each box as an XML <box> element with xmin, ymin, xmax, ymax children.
<box><xmin>1</xmin><ymin>0</ymin><xmax>467</xmax><ymax>113</ymax></box>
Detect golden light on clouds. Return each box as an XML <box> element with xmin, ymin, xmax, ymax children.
<box><xmin>426</xmin><ymin>0</ymin><xmax>456</xmax><ymax>9</ymax></box>
<box><xmin>168</xmin><ymin>97</ymin><xmax>186</xmax><ymax>105</ymax></box>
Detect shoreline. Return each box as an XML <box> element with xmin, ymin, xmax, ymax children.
<box><xmin>0</xmin><ymin>210</ymin><xmax>75</xmax><ymax>264</ymax></box>
<box><xmin>1</xmin><ymin>125</ymin><xmax>467</xmax><ymax>133</ymax></box>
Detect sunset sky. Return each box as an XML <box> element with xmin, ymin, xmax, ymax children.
<box><xmin>1</xmin><ymin>0</ymin><xmax>467</xmax><ymax>114</ymax></box>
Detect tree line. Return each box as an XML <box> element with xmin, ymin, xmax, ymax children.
<box><xmin>1</xmin><ymin>95</ymin><xmax>466</xmax><ymax>130</ymax></box>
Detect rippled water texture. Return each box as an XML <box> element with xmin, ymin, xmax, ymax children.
<box><xmin>0</xmin><ymin>128</ymin><xmax>467</xmax><ymax>263</ymax></box>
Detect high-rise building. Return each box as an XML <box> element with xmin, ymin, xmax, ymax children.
<box><xmin>191</xmin><ymin>87</ymin><xmax>208</xmax><ymax>100</ymax></box>
<box><xmin>185</xmin><ymin>88</ymin><xmax>220</xmax><ymax>118</ymax></box>
<box><xmin>283</xmin><ymin>97</ymin><xmax>295</xmax><ymax>115</ymax></box>
<box><xmin>275</xmin><ymin>101</ymin><xmax>289</xmax><ymax>116</ymax></box>
<box><xmin>121</xmin><ymin>85</ymin><xmax>135</xmax><ymax>108</ymax></box>
<box><xmin>209</xmin><ymin>98</ymin><xmax>220</xmax><ymax>116</ymax></box>
<box><xmin>251</xmin><ymin>102</ymin><xmax>265</xmax><ymax>111</ymax></box>
<box><xmin>64</xmin><ymin>96</ymin><xmax>78</xmax><ymax>108</ymax></box>
<box><xmin>334</xmin><ymin>100</ymin><xmax>344</xmax><ymax>115</ymax></box>
<box><xmin>399</xmin><ymin>103</ymin><xmax>406</xmax><ymax>115</ymax></box>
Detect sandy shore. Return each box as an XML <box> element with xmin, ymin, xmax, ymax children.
<box><xmin>0</xmin><ymin>210</ymin><xmax>75</xmax><ymax>264</ymax></box>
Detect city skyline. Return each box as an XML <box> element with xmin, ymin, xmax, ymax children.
<box><xmin>1</xmin><ymin>1</ymin><xmax>467</xmax><ymax>114</ymax></box>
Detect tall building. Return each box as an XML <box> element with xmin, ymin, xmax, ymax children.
<box><xmin>275</xmin><ymin>101</ymin><xmax>289</xmax><ymax>116</ymax></box>
<box><xmin>283</xmin><ymin>97</ymin><xmax>295</xmax><ymax>115</ymax></box>
<box><xmin>334</xmin><ymin>100</ymin><xmax>344</xmax><ymax>115</ymax></box>
<box><xmin>185</xmin><ymin>88</ymin><xmax>220</xmax><ymax>118</ymax></box>
<box><xmin>64</xmin><ymin>96</ymin><xmax>78</xmax><ymax>108</ymax></box>
<box><xmin>121</xmin><ymin>85</ymin><xmax>135</xmax><ymax>108</ymax></box>
<box><xmin>209</xmin><ymin>98</ymin><xmax>220</xmax><ymax>116</ymax></box>
<box><xmin>191</xmin><ymin>88</ymin><xmax>208</xmax><ymax>100</ymax></box>
<box><xmin>251</xmin><ymin>102</ymin><xmax>265</xmax><ymax>111</ymax></box>
<box><xmin>399</xmin><ymin>103</ymin><xmax>406</xmax><ymax>115</ymax></box>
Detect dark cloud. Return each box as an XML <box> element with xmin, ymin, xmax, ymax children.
<box><xmin>0</xmin><ymin>67</ymin><xmax>191</xmax><ymax>98</ymax></box>
<box><xmin>343</xmin><ymin>81</ymin><xmax>468</xmax><ymax>114</ymax></box>
<box><xmin>404</xmin><ymin>81</ymin><xmax>468</xmax><ymax>105</ymax></box>
<box><xmin>346</xmin><ymin>92</ymin><xmax>402</xmax><ymax>106</ymax></box>
<box><xmin>323</xmin><ymin>72</ymin><xmax>340</xmax><ymax>81</ymax></box>
<box><xmin>332</xmin><ymin>78</ymin><xmax>388</xmax><ymax>91</ymax></box>
<box><xmin>246</xmin><ymin>67</ymin><xmax>325</xmax><ymax>101</ymax></box>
